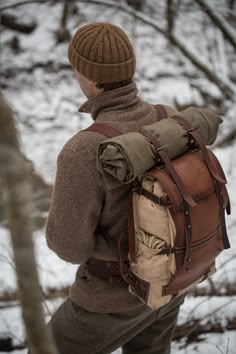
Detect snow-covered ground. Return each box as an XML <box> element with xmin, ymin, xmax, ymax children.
<box><xmin>0</xmin><ymin>0</ymin><xmax>235</xmax><ymax>353</ymax></box>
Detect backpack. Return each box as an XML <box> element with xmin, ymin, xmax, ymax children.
<box><xmin>86</xmin><ymin>105</ymin><xmax>231</xmax><ymax>310</ymax></box>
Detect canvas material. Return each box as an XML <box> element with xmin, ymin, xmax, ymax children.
<box><xmin>130</xmin><ymin>176</ymin><xmax>177</xmax><ymax>310</ymax></box>
<box><xmin>129</xmin><ymin>176</ymin><xmax>217</xmax><ymax>310</ymax></box>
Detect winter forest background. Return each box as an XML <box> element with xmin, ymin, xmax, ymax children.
<box><xmin>0</xmin><ymin>0</ymin><xmax>236</xmax><ymax>353</ymax></box>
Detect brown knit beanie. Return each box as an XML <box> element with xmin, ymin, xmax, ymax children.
<box><xmin>68</xmin><ymin>22</ymin><xmax>136</xmax><ymax>83</ymax></box>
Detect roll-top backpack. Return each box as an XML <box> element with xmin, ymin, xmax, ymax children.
<box><xmin>86</xmin><ymin>105</ymin><xmax>231</xmax><ymax>310</ymax></box>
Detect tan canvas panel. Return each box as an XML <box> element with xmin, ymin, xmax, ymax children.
<box><xmin>130</xmin><ymin>177</ymin><xmax>177</xmax><ymax>310</ymax></box>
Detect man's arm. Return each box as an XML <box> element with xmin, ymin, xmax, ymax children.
<box><xmin>46</xmin><ymin>146</ymin><xmax>103</xmax><ymax>264</ymax></box>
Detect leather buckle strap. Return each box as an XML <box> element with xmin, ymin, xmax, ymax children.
<box><xmin>140</xmin><ymin>129</ymin><xmax>197</xmax><ymax>208</ymax></box>
<box><xmin>86</xmin><ymin>257</ymin><xmax>128</xmax><ymax>285</ymax></box>
<box><xmin>133</xmin><ymin>182</ymin><xmax>171</xmax><ymax>207</ymax></box>
<box><xmin>140</xmin><ymin>188</ymin><xmax>170</xmax><ymax>207</ymax></box>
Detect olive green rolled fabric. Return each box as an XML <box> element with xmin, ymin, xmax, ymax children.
<box><xmin>97</xmin><ymin>132</ymin><xmax>155</xmax><ymax>189</ymax></box>
<box><xmin>97</xmin><ymin>107</ymin><xmax>222</xmax><ymax>189</ymax></box>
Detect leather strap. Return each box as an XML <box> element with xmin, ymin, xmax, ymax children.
<box><xmin>133</xmin><ymin>179</ymin><xmax>170</xmax><ymax>207</ymax></box>
<box><xmin>85</xmin><ymin>123</ymin><xmax>137</xmax><ymax>264</ymax></box>
<box><xmin>140</xmin><ymin>129</ymin><xmax>197</xmax><ymax>208</ymax></box>
<box><xmin>86</xmin><ymin>257</ymin><xmax>128</xmax><ymax>285</ymax></box>
<box><xmin>154</xmin><ymin>104</ymin><xmax>168</xmax><ymax>120</ymax></box>
<box><xmin>172</xmin><ymin>115</ymin><xmax>226</xmax><ymax>184</ymax></box>
<box><xmin>182</xmin><ymin>200</ymin><xmax>192</xmax><ymax>271</ymax></box>
<box><xmin>140</xmin><ymin>188</ymin><xmax>170</xmax><ymax>207</ymax></box>
<box><xmin>85</xmin><ymin>123</ymin><xmax>123</xmax><ymax>138</ymax></box>
<box><xmin>84</xmin><ymin>105</ymin><xmax>166</xmax><ymax>137</ymax></box>
<box><xmin>215</xmin><ymin>181</ymin><xmax>231</xmax><ymax>249</ymax></box>
<box><xmin>128</xmin><ymin>191</ymin><xmax>136</xmax><ymax>263</ymax></box>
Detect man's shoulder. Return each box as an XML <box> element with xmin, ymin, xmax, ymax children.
<box><xmin>61</xmin><ymin>128</ymin><xmax>105</xmax><ymax>162</ymax></box>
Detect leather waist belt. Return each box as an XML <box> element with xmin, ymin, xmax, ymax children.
<box><xmin>86</xmin><ymin>257</ymin><xmax>129</xmax><ymax>285</ymax></box>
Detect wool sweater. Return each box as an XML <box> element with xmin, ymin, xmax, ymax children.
<box><xmin>46</xmin><ymin>82</ymin><xmax>176</xmax><ymax>313</ymax></box>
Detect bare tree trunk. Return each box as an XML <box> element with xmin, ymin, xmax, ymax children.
<box><xmin>195</xmin><ymin>0</ymin><xmax>236</xmax><ymax>50</ymax></box>
<box><xmin>228</xmin><ymin>0</ymin><xmax>235</xmax><ymax>9</ymax></box>
<box><xmin>126</xmin><ymin>0</ymin><xmax>145</xmax><ymax>11</ymax></box>
<box><xmin>0</xmin><ymin>96</ymin><xmax>58</xmax><ymax>354</ymax></box>
<box><xmin>56</xmin><ymin>0</ymin><xmax>71</xmax><ymax>42</ymax></box>
<box><xmin>166</xmin><ymin>0</ymin><xmax>175</xmax><ymax>34</ymax></box>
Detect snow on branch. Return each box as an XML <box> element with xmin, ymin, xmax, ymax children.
<box><xmin>169</xmin><ymin>33</ymin><xmax>235</xmax><ymax>99</ymax></box>
<box><xmin>0</xmin><ymin>0</ymin><xmax>235</xmax><ymax>99</ymax></box>
<box><xmin>195</xmin><ymin>0</ymin><xmax>236</xmax><ymax>50</ymax></box>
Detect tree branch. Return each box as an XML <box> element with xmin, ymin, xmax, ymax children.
<box><xmin>166</xmin><ymin>0</ymin><xmax>176</xmax><ymax>34</ymax></box>
<box><xmin>0</xmin><ymin>14</ymin><xmax>37</xmax><ymax>34</ymax></box>
<box><xmin>195</xmin><ymin>0</ymin><xmax>236</xmax><ymax>50</ymax></box>
<box><xmin>0</xmin><ymin>96</ymin><xmax>58</xmax><ymax>354</ymax></box>
<box><xmin>0</xmin><ymin>0</ymin><xmax>47</xmax><ymax>11</ymax></box>
<box><xmin>56</xmin><ymin>0</ymin><xmax>71</xmax><ymax>43</ymax></box>
<box><xmin>168</xmin><ymin>33</ymin><xmax>235</xmax><ymax>99</ymax></box>
<box><xmin>0</xmin><ymin>0</ymin><xmax>235</xmax><ymax>99</ymax></box>
<box><xmin>213</xmin><ymin>127</ymin><xmax>236</xmax><ymax>148</ymax></box>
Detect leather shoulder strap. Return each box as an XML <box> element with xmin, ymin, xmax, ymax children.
<box><xmin>85</xmin><ymin>105</ymin><xmax>167</xmax><ymax>137</ymax></box>
<box><xmin>154</xmin><ymin>104</ymin><xmax>168</xmax><ymax>120</ymax></box>
<box><xmin>84</xmin><ymin>123</ymin><xmax>123</xmax><ymax>138</ymax></box>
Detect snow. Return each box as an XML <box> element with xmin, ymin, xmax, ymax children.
<box><xmin>0</xmin><ymin>0</ymin><xmax>235</xmax><ymax>353</ymax></box>
<box><xmin>172</xmin><ymin>332</ymin><xmax>236</xmax><ymax>354</ymax></box>
<box><xmin>1</xmin><ymin>295</ymin><xmax>236</xmax><ymax>353</ymax></box>
<box><xmin>0</xmin><ymin>227</ymin><xmax>77</xmax><ymax>293</ymax></box>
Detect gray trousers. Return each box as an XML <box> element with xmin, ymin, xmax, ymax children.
<box><xmin>46</xmin><ymin>294</ymin><xmax>184</xmax><ymax>354</ymax></box>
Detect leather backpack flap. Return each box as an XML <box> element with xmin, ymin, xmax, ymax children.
<box><xmin>150</xmin><ymin>149</ymin><xmax>229</xmax><ymax>295</ymax></box>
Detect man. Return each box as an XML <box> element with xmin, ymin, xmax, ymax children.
<box><xmin>46</xmin><ymin>22</ymin><xmax>184</xmax><ymax>354</ymax></box>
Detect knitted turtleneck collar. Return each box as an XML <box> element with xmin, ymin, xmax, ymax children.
<box><xmin>79</xmin><ymin>82</ymin><xmax>140</xmax><ymax>121</ymax></box>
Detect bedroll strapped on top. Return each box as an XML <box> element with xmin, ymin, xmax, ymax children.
<box><xmin>85</xmin><ymin>105</ymin><xmax>231</xmax><ymax>310</ymax></box>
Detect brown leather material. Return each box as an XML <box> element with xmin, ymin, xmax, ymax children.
<box><xmin>123</xmin><ymin>272</ymin><xmax>150</xmax><ymax>303</ymax></box>
<box><xmin>128</xmin><ymin>192</ymin><xmax>137</xmax><ymax>263</ymax></box>
<box><xmin>148</xmin><ymin>150</ymin><xmax>229</xmax><ymax>213</ymax></box>
<box><xmin>85</xmin><ymin>109</ymin><xmax>230</xmax><ymax>303</ymax></box>
<box><xmin>86</xmin><ymin>257</ymin><xmax>128</xmax><ymax>285</ymax></box>
<box><xmin>154</xmin><ymin>104</ymin><xmax>168</xmax><ymax>120</ymax></box>
<box><xmin>172</xmin><ymin>115</ymin><xmax>226</xmax><ymax>184</ymax></box>
<box><xmin>145</xmin><ymin>147</ymin><xmax>230</xmax><ymax>296</ymax></box>
<box><xmin>159</xmin><ymin>225</ymin><xmax>221</xmax><ymax>255</ymax></box>
<box><xmin>133</xmin><ymin>176</ymin><xmax>170</xmax><ymax>207</ymax></box>
<box><xmin>139</xmin><ymin>130</ymin><xmax>163</xmax><ymax>159</ymax></box>
<box><xmin>85</xmin><ymin>123</ymin><xmax>123</xmax><ymax>138</ymax></box>
<box><xmin>182</xmin><ymin>200</ymin><xmax>192</xmax><ymax>271</ymax></box>
<box><xmin>215</xmin><ymin>181</ymin><xmax>230</xmax><ymax>249</ymax></box>
<box><xmin>117</xmin><ymin>230</ymin><xmax>150</xmax><ymax>302</ymax></box>
<box><xmin>138</xmin><ymin>188</ymin><xmax>170</xmax><ymax>207</ymax></box>
<box><xmin>87</xmin><ymin>254</ymin><xmax>150</xmax><ymax>303</ymax></box>
<box><xmin>156</xmin><ymin>149</ymin><xmax>197</xmax><ymax>208</ymax></box>
<box><xmin>140</xmin><ymin>130</ymin><xmax>197</xmax><ymax>208</ymax></box>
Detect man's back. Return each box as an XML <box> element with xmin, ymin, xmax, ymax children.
<box><xmin>46</xmin><ymin>81</ymin><xmax>177</xmax><ymax>313</ymax></box>
<box><xmin>43</xmin><ymin>22</ymin><xmax>184</xmax><ymax>354</ymax></box>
